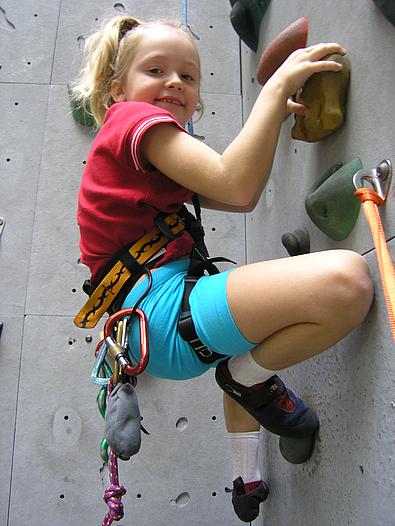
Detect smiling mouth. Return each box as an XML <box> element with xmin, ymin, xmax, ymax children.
<box><xmin>156</xmin><ymin>98</ymin><xmax>183</xmax><ymax>106</ymax></box>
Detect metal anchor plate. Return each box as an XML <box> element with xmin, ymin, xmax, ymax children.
<box><xmin>353</xmin><ymin>159</ymin><xmax>392</xmax><ymax>201</ymax></box>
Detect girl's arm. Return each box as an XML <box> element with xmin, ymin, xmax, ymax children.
<box><xmin>141</xmin><ymin>43</ymin><xmax>345</xmax><ymax>207</ymax></box>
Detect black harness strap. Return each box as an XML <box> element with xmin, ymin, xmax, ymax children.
<box><xmin>177</xmin><ymin>195</ymin><xmax>236</xmax><ymax>364</ymax></box>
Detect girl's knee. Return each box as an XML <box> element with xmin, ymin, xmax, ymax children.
<box><xmin>326</xmin><ymin>250</ymin><xmax>374</xmax><ymax>324</ymax></box>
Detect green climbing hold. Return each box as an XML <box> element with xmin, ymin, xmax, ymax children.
<box><xmin>67</xmin><ymin>82</ymin><xmax>96</xmax><ymax>129</ymax></box>
<box><xmin>229</xmin><ymin>0</ymin><xmax>271</xmax><ymax>52</ymax></box>
<box><xmin>305</xmin><ymin>159</ymin><xmax>363</xmax><ymax>241</ymax></box>
<box><xmin>373</xmin><ymin>0</ymin><xmax>395</xmax><ymax>26</ymax></box>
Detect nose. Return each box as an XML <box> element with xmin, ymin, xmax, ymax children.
<box><xmin>165</xmin><ymin>72</ymin><xmax>183</xmax><ymax>90</ymax></box>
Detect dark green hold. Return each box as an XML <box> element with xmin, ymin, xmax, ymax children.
<box><xmin>67</xmin><ymin>82</ymin><xmax>96</xmax><ymax>129</ymax></box>
<box><xmin>373</xmin><ymin>0</ymin><xmax>395</xmax><ymax>26</ymax></box>
<box><xmin>279</xmin><ymin>434</ymin><xmax>316</xmax><ymax>464</ymax></box>
<box><xmin>305</xmin><ymin>159</ymin><xmax>363</xmax><ymax>241</ymax></box>
<box><xmin>281</xmin><ymin>227</ymin><xmax>310</xmax><ymax>256</ymax></box>
<box><xmin>229</xmin><ymin>0</ymin><xmax>271</xmax><ymax>52</ymax></box>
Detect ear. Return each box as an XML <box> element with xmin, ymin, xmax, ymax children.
<box><xmin>111</xmin><ymin>79</ymin><xmax>127</xmax><ymax>102</ymax></box>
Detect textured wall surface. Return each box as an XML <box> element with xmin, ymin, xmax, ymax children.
<box><xmin>240</xmin><ymin>1</ymin><xmax>395</xmax><ymax>525</ymax></box>
<box><xmin>0</xmin><ymin>1</ymin><xmax>247</xmax><ymax>525</ymax></box>
<box><xmin>1</xmin><ymin>1</ymin><xmax>394</xmax><ymax>526</ymax></box>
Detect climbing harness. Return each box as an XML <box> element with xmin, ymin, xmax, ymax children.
<box><xmin>354</xmin><ymin>159</ymin><xmax>395</xmax><ymax>342</ymax></box>
<box><xmin>74</xmin><ymin>213</ymin><xmax>186</xmax><ymax>329</ymax></box>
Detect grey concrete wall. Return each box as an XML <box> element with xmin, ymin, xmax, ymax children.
<box><xmin>240</xmin><ymin>1</ymin><xmax>395</xmax><ymax>525</ymax></box>
<box><xmin>1</xmin><ymin>1</ymin><xmax>394</xmax><ymax>525</ymax></box>
<box><xmin>0</xmin><ymin>1</ymin><xmax>246</xmax><ymax>525</ymax></box>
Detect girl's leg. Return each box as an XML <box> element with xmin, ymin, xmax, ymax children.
<box><xmin>226</xmin><ymin>249</ymin><xmax>373</xmax><ymax>370</ymax></box>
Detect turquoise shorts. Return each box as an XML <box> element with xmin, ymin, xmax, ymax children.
<box><xmin>122</xmin><ymin>259</ymin><xmax>255</xmax><ymax>380</ymax></box>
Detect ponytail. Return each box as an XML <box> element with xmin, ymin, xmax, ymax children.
<box><xmin>70</xmin><ymin>16</ymin><xmax>141</xmax><ymax>128</ymax></box>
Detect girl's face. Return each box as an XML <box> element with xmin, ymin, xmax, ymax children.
<box><xmin>111</xmin><ymin>27</ymin><xmax>200</xmax><ymax>126</ymax></box>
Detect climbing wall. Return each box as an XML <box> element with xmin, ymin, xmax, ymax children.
<box><xmin>0</xmin><ymin>1</ymin><xmax>251</xmax><ymax>525</ymax></box>
<box><xmin>240</xmin><ymin>0</ymin><xmax>395</xmax><ymax>524</ymax></box>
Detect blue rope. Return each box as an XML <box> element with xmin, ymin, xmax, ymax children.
<box><xmin>182</xmin><ymin>0</ymin><xmax>194</xmax><ymax>135</ymax></box>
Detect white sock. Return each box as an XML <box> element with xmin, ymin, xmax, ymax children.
<box><xmin>227</xmin><ymin>351</ymin><xmax>277</xmax><ymax>387</ymax></box>
<box><xmin>228</xmin><ymin>431</ymin><xmax>261</xmax><ymax>483</ymax></box>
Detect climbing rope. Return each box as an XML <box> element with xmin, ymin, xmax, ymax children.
<box><xmin>98</xmin><ymin>310</ymin><xmax>149</xmax><ymax>525</ymax></box>
<box><xmin>102</xmin><ymin>377</ymin><xmax>127</xmax><ymax>526</ymax></box>
<box><xmin>355</xmin><ymin>187</ymin><xmax>395</xmax><ymax>342</ymax></box>
<box><xmin>182</xmin><ymin>0</ymin><xmax>195</xmax><ymax>135</ymax></box>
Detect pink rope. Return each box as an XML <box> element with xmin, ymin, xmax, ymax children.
<box><xmin>102</xmin><ymin>379</ymin><xmax>127</xmax><ymax>526</ymax></box>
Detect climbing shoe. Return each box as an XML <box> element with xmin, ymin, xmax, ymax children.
<box><xmin>231</xmin><ymin>476</ymin><xmax>269</xmax><ymax>523</ymax></box>
<box><xmin>215</xmin><ymin>359</ymin><xmax>319</xmax><ymax>439</ymax></box>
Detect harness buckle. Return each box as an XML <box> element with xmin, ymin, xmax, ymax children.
<box><xmin>154</xmin><ymin>212</ymin><xmax>184</xmax><ymax>240</ymax></box>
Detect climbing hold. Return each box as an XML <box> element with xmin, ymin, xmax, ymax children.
<box><xmin>305</xmin><ymin>159</ymin><xmax>363</xmax><ymax>241</ymax></box>
<box><xmin>292</xmin><ymin>53</ymin><xmax>351</xmax><ymax>142</ymax></box>
<box><xmin>373</xmin><ymin>0</ymin><xmax>395</xmax><ymax>26</ymax></box>
<box><xmin>229</xmin><ymin>0</ymin><xmax>271</xmax><ymax>52</ymax></box>
<box><xmin>67</xmin><ymin>83</ymin><xmax>96</xmax><ymax>129</ymax></box>
<box><xmin>281</xmin><ymin>227</ymin><xmax>310</xmax><ymax>256</ymax></box>
<box><xmin>257</xmin><ymin>17</ymin><xmax>309</xmax><ymax>85</ymax></box>
<box><xmin>279</xmin><ymin>434</ymin><xmax>316</xmax><ymax>464</ymax></box>
<box><xmin>0</xmin><ymin>217</ymin><xmax>5</xmax><ymax>239</ymax></box>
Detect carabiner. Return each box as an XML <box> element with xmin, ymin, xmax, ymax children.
<box><xmin>104</xmin><ymin>307</ymin><xmax>149</xmax><ymax>376</ymax></box>
<box><xmin>91</xmin><ymin>340</ymin><xmax>112</xmax><ymax>386</ymax></box>
<box><xmin>353</xmin><ymin>159</ymin><xmax>392</xmax><ymax>201</ymax></box>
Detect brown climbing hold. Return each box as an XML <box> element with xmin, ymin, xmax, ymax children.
<box><xmin>292</xmin><ymin>53</ymin><xmax>350</xmax><ymax>142</ymax></box>
<box><xmin>257</xmin><ymin>17</ymin><xmax>309</xmax><ymax>86</ymax></box>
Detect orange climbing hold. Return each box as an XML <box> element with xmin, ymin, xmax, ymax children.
<box><xmin>355</xmin><ymin>187</ymin><xmax>395</xmax><ymax>342</ymax></box>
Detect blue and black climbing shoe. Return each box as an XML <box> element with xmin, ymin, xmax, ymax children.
<box><xmin>231</xmin><ymin>477</ymin><xmax>269</xmax><ymax>523</ymax></box>
<box><xmin>215</xmin><ymin>359</ymin><xmax>319</xmax><ymax>440</ymax></box>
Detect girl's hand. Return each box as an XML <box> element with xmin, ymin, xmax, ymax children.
<box><xmin>270</xmin><ymin>43</ymin><xmax>347</xmax><ymax>99</ymax></box>
<box><xmin>284</xmin><ymin>97</ymin><xmax>308</xmax><ymax>120</ymax></box>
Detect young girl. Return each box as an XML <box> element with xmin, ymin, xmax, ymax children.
<box><xmin>72</xmin><ymin>15</ymin><xmax>373</xmax><ymax>523</ymax></box>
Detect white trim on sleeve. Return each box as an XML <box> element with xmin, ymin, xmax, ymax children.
<box><xmin>131</xmin><ymin>115</ymin><xmax>180</xmax><ymax>173</ymax></box>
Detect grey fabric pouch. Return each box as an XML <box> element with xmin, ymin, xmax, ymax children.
<box><xmin>104</xmin><ymin>381</ymin><xmax>141</xmax><ymax>460</ymax></box>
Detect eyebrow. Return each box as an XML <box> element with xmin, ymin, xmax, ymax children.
<box><xmin>142</xmin><ymin>53</ymin><xmax>200</xmax><ymax>71</ymax></box>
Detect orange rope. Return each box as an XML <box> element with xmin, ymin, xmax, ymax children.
<box><xmin>355</xmin><ymin>188</ymin><xmax>395</xmax><ymax>342</ymax></box>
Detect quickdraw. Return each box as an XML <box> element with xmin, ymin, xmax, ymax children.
<box><xmin>354</xmin><ymin>159</ymin><xmax>395</xmax><ymax>342</ymax></box>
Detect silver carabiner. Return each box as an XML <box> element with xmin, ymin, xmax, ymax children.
<box><xmin>353</xmin><ymin>159</ymin><xmax>392</xmax><ymax>201</ymax></box>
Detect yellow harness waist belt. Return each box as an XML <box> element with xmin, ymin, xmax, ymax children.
<box><xmin>74</xmin><ymin>213</ymin><xmax>186</xmax><ymax>329</ymax></box>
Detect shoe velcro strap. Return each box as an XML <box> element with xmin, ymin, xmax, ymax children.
<box><xmin>244</xmin><ymin>376</ymin><xmax>286</xmax><ymax>409</ymax></box>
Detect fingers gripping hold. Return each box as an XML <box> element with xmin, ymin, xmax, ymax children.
<box><xmin>275</xmin><ymin>43</ymin><xmax>347</xmax><ymax>97</ymax></box>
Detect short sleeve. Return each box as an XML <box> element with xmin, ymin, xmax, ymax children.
<box><xmin>105</xmin><ymin>101</ymin><xmax>188</xmax><ymax>174</ymax></box>
<box><xmin>129</xmin><ymin>112</ymin><xmax>187</xmax><ymax>174</ymax></box>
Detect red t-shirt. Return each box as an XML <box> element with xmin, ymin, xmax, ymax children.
<box><xmin>77</xmin><ymin>101</ymin><xmax>195</xmax><ymax>284</ymax></box>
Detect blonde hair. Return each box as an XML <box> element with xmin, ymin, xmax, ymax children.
<box><xmin>70</xmin><ymin>15</ymin><xmax>201</xmax><ymax>128</ymax></box>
